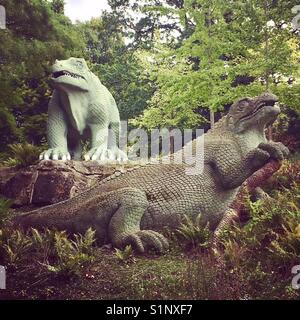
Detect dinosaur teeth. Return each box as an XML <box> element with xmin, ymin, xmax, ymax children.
<box><xmin>52</xmin><ymin>71</ymin><xmax>84</xmax><ymax>79</ymax></box>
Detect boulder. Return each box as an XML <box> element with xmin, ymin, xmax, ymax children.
<box><xmin>0</xmin><ymin>160</ymin><xmax>123</xmax><ymax>207</ymax></box>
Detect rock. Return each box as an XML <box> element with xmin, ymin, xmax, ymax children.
<box><xmin>0</xmin><ymin>167</ymin><xmax>18</xmax><ymax>190</ymax></box>
<box><xmin>0</xmin><ymin>160</ymin><xmax>127</xmax><ymax>207</ymax></box>
<box><xmin>2</xmin><ymin>171</ymin><xmax>38</xmax><ymax>207</ymax></box>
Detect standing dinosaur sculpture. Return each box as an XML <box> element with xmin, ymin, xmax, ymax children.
<box><xmin>15</xmin><ymin>93</ymin><xmax>289</xmax><ymax>254</ymax></box>
<box><xmin>39</xmin><ymin>57</ymin><xmax>127</xmax><ymax>162</ymax></box>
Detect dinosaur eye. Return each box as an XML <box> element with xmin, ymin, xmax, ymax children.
<box><xmin>76</xmin><ymin>61</ymin><xmax>83</xmax><ymax>68</ymax></box>
<box><xmin>237</xmin><ymin>101</ymin><xmax>248</xmax><ymax>111</ymax></box>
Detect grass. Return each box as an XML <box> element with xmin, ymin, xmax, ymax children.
<box><xmin>0</xmin><ymin>231</ymin><xmax>298</xmax><ymax>300</ymax></box>
<box><xmin>0</xmin><ymin>246</ymin><xmax>181</xmax><ymax>300</ymax></box>
<box><xmin>0</xmin><ymin>245</ymin><xmax>235</xmax><ymax>300</ymax></box>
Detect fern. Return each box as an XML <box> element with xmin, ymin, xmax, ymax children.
<box><xmin>176</xmin><ymin>214</ymin><xmax>212</xmax><ymax>248</ymax></box>
<box><xmin>3</xmin><ymin>230</ymin><xmax>32</xmax><ymax>264</ymax></box>
<box><xmin>115</xmin><ymin>245</ymin><xmax>133</xmax><ymax>262</ymax></box>
<box><xmin>0</xmin><ymin>197</ymin><xmax>13</xmax><ymax>228</ymax></box>
<box><xmin>44</xmin><ymin>229</ymin><xmax>96</xmax><ymax>277</ymax></box>
<box><xmin>2</xmin><ymin>143</ymin><xmax>41</xmax><ymax>168</ymax></box>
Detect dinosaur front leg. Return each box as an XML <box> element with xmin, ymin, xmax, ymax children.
<box><xmin>211</xmin><ymin>141</ymin><xmax>288</xmax><ymax>190</ymax></box>
<box><xmin>84</xmin><ymin>124</ymin><xmax>109</xmax><ymax>161</ymax></box>
<box><xmin>40</xmin><ymin>92</ymin><xmax>71</xmax><ymax>161</ymax></box>
<box><xmin>108</xmin><ymin>187</ymin><xmax>169</xmax><ymax>253</ymax></box>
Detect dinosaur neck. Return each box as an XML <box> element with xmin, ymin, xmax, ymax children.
<box><xmin>207</xmin><ymin>116</ymin><xmax>229</xmax><ymax>134</ymax></box>
<box><xmin>207</xmin><ymin>115</ymin><xmax>267</xmax><ymax>154</ymax></box>
<box><xmin>236</xmin><ymin>129</ymin><xmax>267</xmax><ymax>155</ymax></box>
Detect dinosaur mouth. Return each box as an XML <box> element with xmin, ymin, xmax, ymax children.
<box><xmin>251</xmin><ymin>99</ymin><xmax>279</xmax><ymax>116</ymax></box>
<box><xmin>241</xmin><ymin>99</ymin><xmax>279</xmax><ymax>121</ymax></box>
<box><xmin>52</xmin><ymin>70</ymin><xmax>85</xmax><ymax>80</ymax></box>
<box><xmin>256</xmin><ymin>99</ymin><xmax>277</xmax><ymax>109</ymax></box>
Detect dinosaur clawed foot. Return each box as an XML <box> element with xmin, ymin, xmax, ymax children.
<box><xmin>84</xmin><ymin>146</ymin><xmax>128</xmax><ymax>162</ymax></box>
<box><xmin>117</xmin><ymin>230</ymin><xmax>169</xmax><ymax>254</ymax></box>
<box><xmin>107</xmin><ymin>147</ymin><xmax>128</xmax><ymax>163</ymax></box>
<box><xmin>258</xmin><ymin>142</ymin><xmax>289</xmax><ymax>161</ymax></box>
<box><xmin>40</xmin><ymin>148</ymin><xmax>71</xmax><ymax>161</ymax></box>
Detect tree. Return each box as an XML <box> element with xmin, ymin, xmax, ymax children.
<box><xmin>134</xmin><ymin>0</ymin><xmax>300</xmax><ymax>133</ymax></box>
<box><xmin>51</xmin><ymin>0</ymin><xmax>65</xmax><ymax>14</ymax></box>
<box><xmin>79</xmin><ymin>17</ymin><xmax>154</xmax><ymax>121</ymax></box>
<box><xmin>134</xmin><ymin>0</ymin><xmax>240</xmax><ymax>130</ymax></box>
<box><xmin>107</xmin><ymin>0</ymin><xmax>193</xmax><ymax>48</ymax></box>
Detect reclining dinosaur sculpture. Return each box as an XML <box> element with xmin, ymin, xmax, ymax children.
<box><xmin>15</xmin><ymin>93</ymin><xmax>289</xmax><ymax>254</ymax></box>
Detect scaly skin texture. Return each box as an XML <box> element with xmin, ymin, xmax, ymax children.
<box><xmin>16</xmin><ymin>93</ymin><xmax>289</xmax><ymax>253</ymax></box>
<box><xmin>40</xmin><ymin>57</ymin><xmax>127</xmax><ymax>162</ymax></box>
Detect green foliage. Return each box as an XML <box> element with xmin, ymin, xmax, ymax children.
<box><xmin>30</xmin><ymin>228</ymin><xmax>57</xmax><ymax>261</ymax></box>
<box><xmin>0</xmin><ymin>198</ymin><xmax>13</xmax><ymax>228</ymax></box>
<box><xmin>114</xmin><ymin>245</ymin><xmax>133</xmax><ymax>263</ymax></box>
<box><xmin>176</xmin><ymin>214</ymin><xmax>212</xmax><ymax>249</ymax></box>
<box><xmin>0</xmin><ymin>226</ymin><xmax>96</xmax><ymax>277</ymax></box>
<box><xmin>223</xmin><ymin>184</ymin><xmax>300</xmax><ymax>252</ymax></box>
<box><xmin>268</xmin><ymin>221</ymin><xmax>300</xmax><ymax>267</ymax></box>
<box><xmin>44</xmin><ymin>228</ymin><xmax>96</xmax><ymax>277</ymax></box>
<box><xmin>107</xmin><ymin>0</ymin><xmax>187</xmax><ymax>49</ymax></box>
<box><xmin>266</xmin><ymin>159</ymin><xmax>300</xmax><ymax>191</ymax></box>
<box><xmin>134</xmin><ymin>0</ymin><xmax>300</xmax><ymax>130</ymax></box>
<box><xmin>2</xmin><ymin>230</ymin><xmax>32</xmax><ymax>265</ymax></box>
<box><xmin>0</xmin><ymin>0</ymin><xmax>85</xmax><ymax>153</ymax></box>
<box><xmin>1</xmin><ymin>143</ymin><xmax>42</xmax><ymax>168</ymax></box>
<box><xmin>51</xmin><ymin>0</ymin><xmax>65</xmax><ymax>14</ymax></box>
<box><xmin>80</xmin><ymin>17</ymin><xmax>154</xmax><ymax>121</ymax></box>
<box><xmin>218</xmin><ymin>178</ymin><xmax>300</xmax><ymax>298</ymax></box>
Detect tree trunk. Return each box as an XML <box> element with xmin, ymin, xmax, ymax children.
<box><xmin>210</xmin><ymin>109</ymin><xmax>215</xmax><ymax>129</ymax></box>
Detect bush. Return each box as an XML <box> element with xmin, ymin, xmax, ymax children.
<box><xmin>1</xmin><ymin>229</ymin><xmax>32</xmax><ymax>265</ymax></box>
<box><xmin>1</xmin><ymin>143</ymin><xmax>42</xmax><ymax>168</ymax></box>
<box><xmin>265</xmin><ymin>159</ymin><xmax>300</xmax><ymax>192</ymax></box>
<box><xmin>176</xmin><ymin>214</ymin><xmax>212</xmax><ymax>249</ymax></box>
<box><xmin>115</xmin><ymin>245</ymin><xmax>134</xmax><ymax>263</ymax></box>
<box><xmin>0</xmin><ymin>227</ymin><xmax>96</xmax><ymax>278</ymax></box>
<box><xmin>42</xmin><ymin>228</ymin><xmax>96</xmax><ymax>278</ymax></box>
<box><xmin>0</xmin><ymin>197</ymin><xmax>13</xmax><ymax>228</ymax></box>
<box><xmin>218</xmin><ymin>182</ymin><xmax>300</xmax><ymax>299</ymax></box>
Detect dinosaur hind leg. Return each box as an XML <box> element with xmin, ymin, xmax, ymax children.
<box><xmin>108</xmin><ymin>187</ymin><xmax>169</xmax><ymax>254</ymax></box>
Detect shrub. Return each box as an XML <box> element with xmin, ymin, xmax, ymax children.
<box><xmin>218</xmin><ymin>182</ymin><xmax>300</xmax><ymax>299</ymax></box>
<box><xmin>2</xmin><ymin>229</ymin><xmax>32</xmax><ymax>265</ymax></box>
<box><xmin>1</xmin><ymin>143</ymin><xmax>41</xmax><ymax>168</ymax></box>
<box><xmin>30</xmin><ymin>228</ymin><xmax>57</xmax><ymax>262</ymax></box>
<box><xmin>44</xmin><ymin>228</ymin><xmax>96</xmax><ymax>278</ymax></box>
<box><xmin>265</xmin><ymin>159</ymin><xmax>300</xmax><ymax>192</ymax></box>
<box><xmin>0</xmin><ymin>227</ymin><xmax>96</xmax><ymax>278</ymax></box>
<box><xmin>115</xmin><ymin>245</ymin><xmax>133</xmax><ymax>263</ymax></box>
<box><xmin>176</xmin><ymin>214</ymin><xmax>212</xmax><ymax>249</ymax></box>
<box><xmin>0</xmin><ymin>197</ymin><xmax>13</xmax><ymax>228</ymax></box>
<box><xmin>268</xmin><ymin>220</ymin><xmax>300</xmax><ymax>268</ymax></box>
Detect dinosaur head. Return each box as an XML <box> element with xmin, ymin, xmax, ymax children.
<box><xmin>51</xmin><ymin>57</ymin><xmax>90</xmax><ymax>91</ymax></box>
<box><xmin>227</xmin><ymin>92</ymin><xmax>280</xmax><ymax>134</ymax></box>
